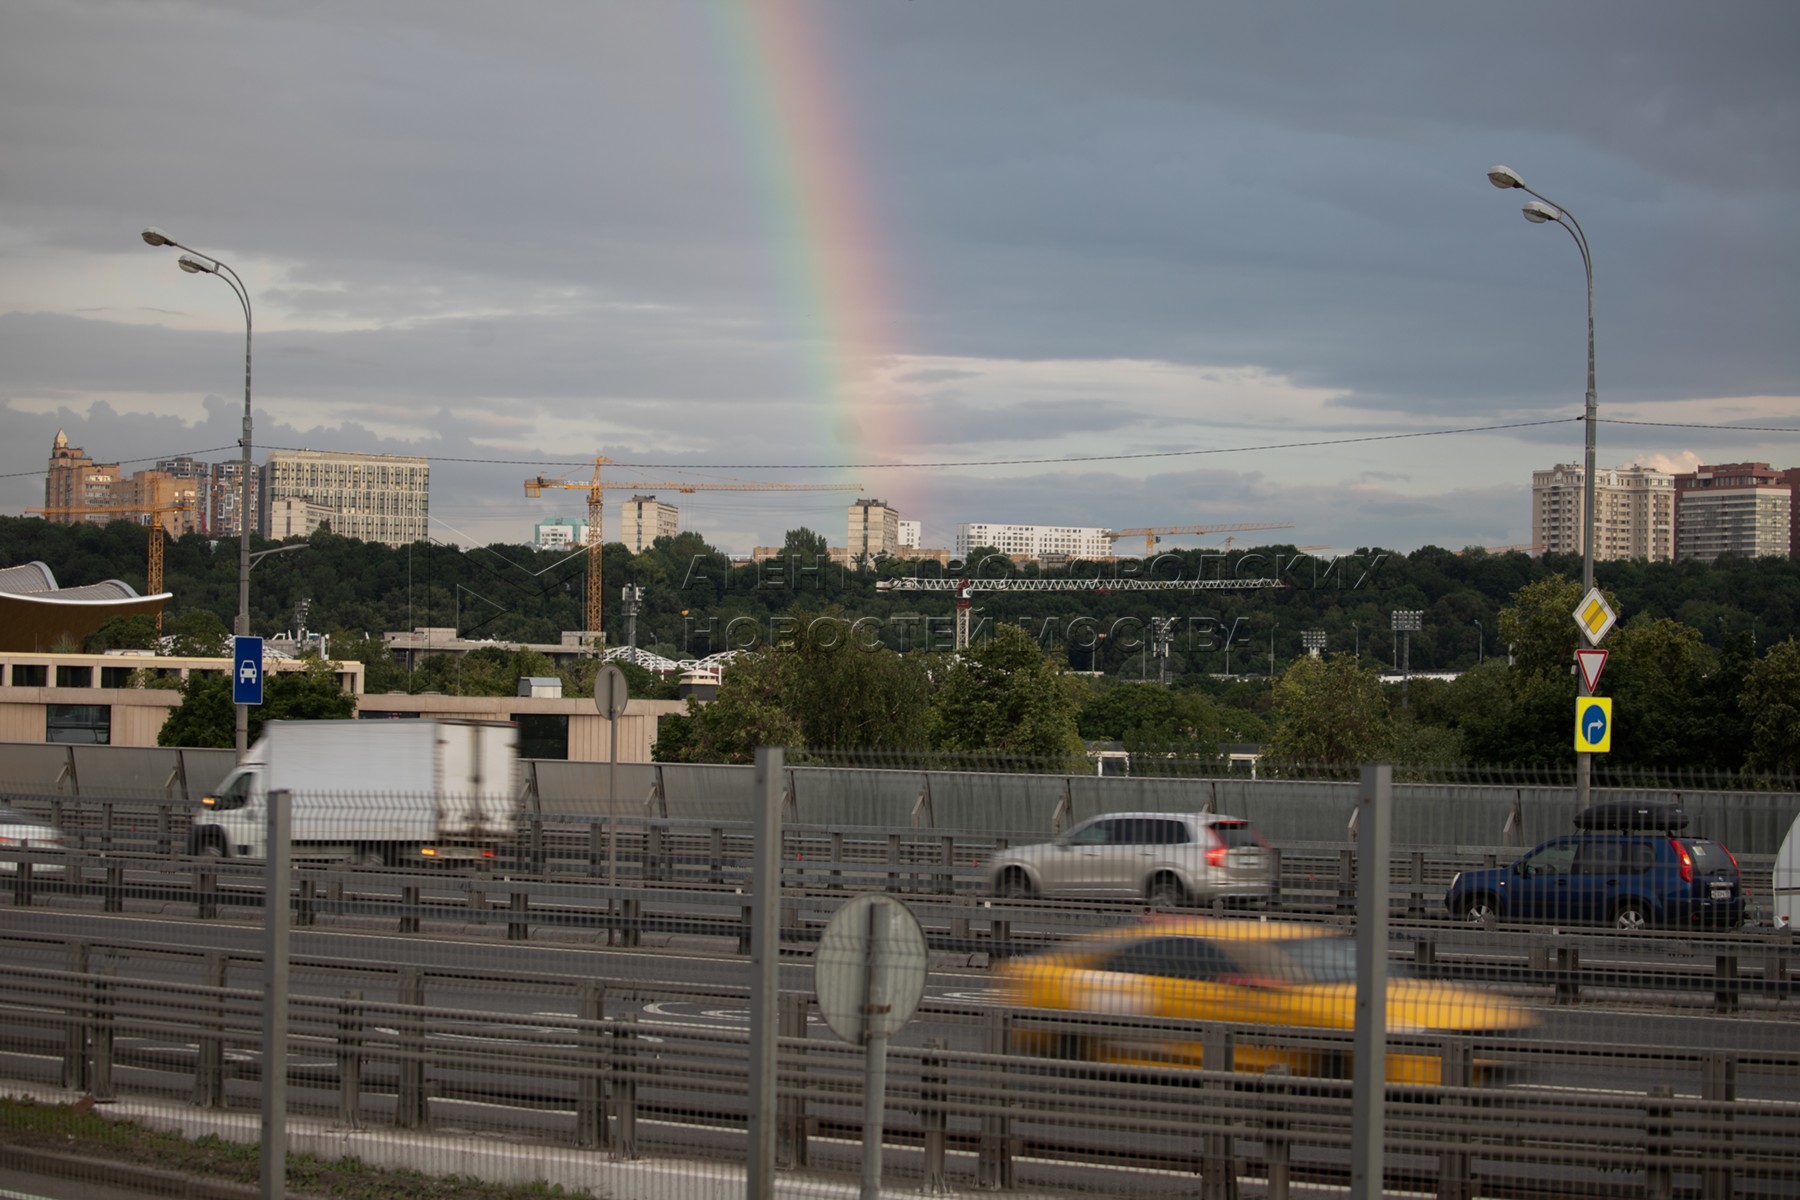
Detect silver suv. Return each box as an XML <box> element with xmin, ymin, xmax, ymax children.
<box><xmin>987</xmin><ymin>812</ymin><xmax>1273</xmax><ymax>907</ymax></box>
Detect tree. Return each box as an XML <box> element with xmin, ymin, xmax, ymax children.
<box><xmin>1604</xmin><ymin>616</ymin><xmax>1714</xmax><ymax>769</ymax></box>
<box><xmin>1078</xmin><ymin>682</ymin><xmax>1224</xmax><ymax>753</ymax></box>
<box><xmin>165</xmin><ymin>609</ymin><xmax>232</xmax><ymax>658</ymax></box>
<box><xmin>661</xmin><ymin>650</ymin><xmax>803</xmax><ymax>764</ymax></box>
<box><xmin>157</xmin><ymin>658</ymin><xmax>357</xmax><ymax>747</ymax></box>
<box><xmin>81</xmin><ymin>615</ymin><xmax>160</xmax><ymax>653</ymax></box>
<box><xmin>929</xmin><ymin>624</ymin><xmax>1084</xmax><ymax>761</ymax></box>
<box><xmin>1496</xmin><ymin>575</ymin><xmax>1587</xmax><ymax>681</ymax></box>
<box><xmin>1741</xmin><ymin>639</ymin><xmax>1800</xmax><ymax>775</ymax></box>
<box><xmin>1265</xmin><ymin>653</ymin><xmax>1391</xmax><ymax>766</ymax></box>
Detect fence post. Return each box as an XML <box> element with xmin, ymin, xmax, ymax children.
<box><xmin>709</xmin><ymin>826</ymin><xmax>725</xmax><ymax>885</ymax></box>
<box><xmin>1701</xmin><ymin>1053</ymin><xmax>1735</xmax><ymax>1200</ymax></box>
<box><xmin>12</xmin><ymin>861</ymin><xmax>34</xmax><ymax>908</ymax></box>
<box><xmin>1408</xmin><ymin>850</ymin><xmax>1427</xmax><ymax>916</ymax></box>
<box><xmin>778</xmin><ymin>992</ymin><xmax>809</xmax><ymax>1170</ymax></box>
<box><xmin>337</xmin><ymin>990</ymin><xmax>363</xmax><ymax>1129</ymax></box>
<box><xmin>830</xmin><ymin>831</ymin><xmax>844</xmax><ymax>890</ymax></box>
<box><xmin>977</xmin><ymin>1009</ymin><xmax>1013</xmax><ymax>1190</ymax></box>
<box><xmin>195</xmin><ymin>862</ymin><xmax>217</xmax><ymax>921</ymax></box>
<box><xmin>1437</xmin><ymin>1037</ymin><xmax>1473</xmax><ymax>1200</ymax></box>
<box><xmin>613</xmin><ymin>1012</ymin><xmax>639</xmax><ymax>1160</ymax></box>
<box><xmin>296</xmin><ymin>877</ymin><xmax>316</xmax><ymax>928</ymax></box>
<box><xmin>61</xmin><ymin>941</ymin><xmax>88</xmax><ymax>1091</ymax></box>
<box><xmin>1262</xmin><ymin>1064</ymin><xmax>1290</xmax><ymax>1200</ymax></box>
<box><xmin>90</xmin><ymin>960</ymin><xmax>115</xmax><ymax>1103</ymax></box>
<box><xmin>921</xmin><ymin>1037</ymin><xmax>948</xmax><ymax>1193</ymax></box>
<box><xmin>1268</xmin><ymin>846</ymin><xmax>1283</xmax><ymax>910</ymax></box>
<box><xmin>399</xmin><ymin>884</ymin><xmax>421</xmax><ymax>935</ymax></box>
<box><xmin>396</xmin><ymin>967</ymin><xmax>428</xmax><ymax>1129</ymax></box>
<box><xmin>508</xmin><ymin>889</ymin><xmax>529</xmax><ymax>941</ymax></box>
<box><xmin>194</xmin><ymin>951</ymin><xmax>226</xmax><ymax>1109</ymax></box>
<box><xmin>1200</xmin><ymin>1027</ymin><xmax>1237</xmax><ymax>1200</ymax></box>
<box><xmin>1645</xmin><ymin>1083</ymin><xmax>1674</xmax><ymax>1200</ymax></box>
<box><xmin>104</xmin><ymin>862</ymin><xmax>124</xmax><ymax>914</ymax></box>
<box><xmin>574</xmin><ymin>981</ymin><xmax>607</xmax><ymax>1149</ymax></box>
<box><xmin>1713</xmin><ymin>953</ymin><xmax>1739</xmax><ymax>1013</ymax></box>
<box><xmin>1555</xmin><ymin>945</ymin><xmax>1581</xmax><ymax>1004</ymax></box>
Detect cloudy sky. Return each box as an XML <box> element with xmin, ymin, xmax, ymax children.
<box><xmin>3</xmin><ymin>0</ymin><xmax>1796</xmax><ymax>560</ymax></box>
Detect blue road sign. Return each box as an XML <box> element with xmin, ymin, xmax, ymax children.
<box><xmin>233</xmin><ymin>636</ymin><xmax>264</xmax><ymax>705</ymax></box>
<box><xmin>1574</xmin><ymin>696</ymin><xmax>1612</xmax><ymax>753</ymax></box>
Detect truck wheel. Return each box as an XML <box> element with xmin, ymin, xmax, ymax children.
<box><xmin>188</xmin><ymin>831</ymin><xmax>227</xmax><ymax>858</ymax></box>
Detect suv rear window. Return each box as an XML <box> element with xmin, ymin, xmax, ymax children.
<box><xmin>1209</xmin><ymin>821</ymin><xmax>1266</xmax><ymax>849</ymax></box>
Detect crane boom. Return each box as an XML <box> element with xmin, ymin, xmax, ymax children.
<box><xmin>524</xmin><ymin>456</ymin><xmax>862</xmax><ymax>641</ymax></box>
<box><xmin>877</xmin><ymin>573</ymin><xmax>1283</xmax><ymax>649</ymax></box>
<box><xmin>1105</xmin><ymin>521</ymin><xmax>1296</xmax><ymax>558</ymax></box>
<box><xmin>28</xmin><ymin>501</ymin><xmax>195</xmax><ymax>630</ymax></box>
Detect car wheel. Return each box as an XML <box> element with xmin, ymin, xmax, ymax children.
<box><xmin>351</xmin><ymin>845</ymin><xmax>387</xmax><ymax>869</ymax></box>
<box><xmin>1612</xmin><ymin>902</ymin><xmax>1650</xmax><ymax>932</ymax></box>
<box><xmin>1460</xmin><ymin>894</ymin><xmax>1499</xmax><ymax>924</ymax></box>
<box><xmin>1148</xmin><ymin>874</ymin><xmax>1187</xmax><ymax>909</ymax></box>
<box><xmin>995</xmin><ymin>869</ymin><xmax>1034</xmax><ymax>899</ymax></box>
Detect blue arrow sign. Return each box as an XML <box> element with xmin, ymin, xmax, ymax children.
<box><xmin>233</xmin><ymin>636</ymin><xmax>264</xmax><ymax>706</ymax></box>
<box><xmin>1575</xmin><ymin>697</ymin><xmax>1612</xmax><ymax>753</ymax></box>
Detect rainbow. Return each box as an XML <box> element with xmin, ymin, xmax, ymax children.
<box><xmin>700</xmin><ymin>1</ymin><xmax>906</xmax><ymax>495</ymax></box>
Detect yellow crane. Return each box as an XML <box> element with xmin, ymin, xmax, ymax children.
<box><xmin>27</xmin><ymin>501</ymin><xmax>197</xmax><ymax>630</ymax></box>
<box><xmin>1106</xmin><ymin>521</ymin><xmax>1296</xmax><ymax>558</ymax></box>
<box><xmin>525</xmin><ymin>456</ymin><xmax>863</xmax><ymax>641</ymax></box>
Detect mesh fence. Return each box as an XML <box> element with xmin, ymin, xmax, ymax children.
<box><xmin>0</xmin><ymin>745</ymin><xmax>1796</xmax><ymax>1197</ymax></box>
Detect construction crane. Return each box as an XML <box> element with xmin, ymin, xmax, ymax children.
<box><xmin>27</xmin><ymin>501</ymin><xmax>196</xmax><ymax>630</ymax></box>
<box><xmin>525</xmin><ymin>456</ymin><xmax>863</xmax><ymax>642</ymax></box>
<box><xmin>876</xmin><ymin>573</ymin><xmax>1284</xmax><ymax>651</ymax></box>
<box><xmin>1106</xmin><ymin>521</ymin><xmax>1296</xmax><ymax>558</ymax></box>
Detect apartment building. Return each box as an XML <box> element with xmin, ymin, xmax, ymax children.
<box><xmin>1673</xmin><ymin>462</ymin><xmax>1798</xmax><ymax>562</ymax></box>
<box><xmin>955</xmin><ymin>522</ymin><xmax>1112</xmax><ymax>562</ymax></box>
<box><xmin>621</xmin><ymin>495</ymin><xmax>680</xmax><ymax>553</ymax></box>
<box><xmin>41</xmin><ymin>432</ymin><xmax>197</xmax><ymax>537</ymax></box>
<box><xmin>848</xmin><ymin>498</ymin><xmax>902</xmax><ymax>561</ymax></box>
<box><xmin>1530</xmin><ymin>463</ymin><xmax>1674</xmax><ymax>562</ymax></box>
<box><xmin>263</xmin><ymin>450</ymin><xmax>429</xmax><ymax>547</ymax></box>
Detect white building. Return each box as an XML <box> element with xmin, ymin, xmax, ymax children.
<box><xmin>1530</xmin><ymin>463</ymin><xmax>1674</xmax><ymax>562</ymax></box>
<box><xmin>897</xmin><ymin>519</ymin><xmax>922</xmax><ymax>549</ymax></box>
<box><xmin>956</xmin><ymin>522</ymin><xmax>1113</xmax><ymax>561</ymax></box>
<box><xmin>621</xmin><ymin>495</ymin><xmax>680</xmax><ymax>553</ymax></box>
<box><xmin>534</xmin><ymin>517</ymin><xmax>591</xmax><ymax>550</ymax></box>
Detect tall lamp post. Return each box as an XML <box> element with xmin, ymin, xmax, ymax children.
<box><xmin>1473</xmin><ymin>618</ymin><xmax>1484</xmax><ymax>665</ymax></box>
<box><xmin>142</xmin><ymin>228</ymin><xmax>255</xmax><ymax>760</ymax></box>
<box><xmin>1486</xmin><ymin>167</ymin><xmax>1596</xmax><ymax>809</ymax></box>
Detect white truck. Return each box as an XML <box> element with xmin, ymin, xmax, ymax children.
<box><xmin>189</xmin><ymin>718</ymin><xmax>520</xmax><ymax>866</ymax></box>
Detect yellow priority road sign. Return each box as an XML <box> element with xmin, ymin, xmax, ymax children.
<box><xmin>1575</xmin><ymin>696</ymin><xmax>1613</xmax><ymax>753</ymax></box>
<box><xmin>1572</xmin><ymin>586</ymin><xmax>1617</xmax><ymax>646</ymax></box>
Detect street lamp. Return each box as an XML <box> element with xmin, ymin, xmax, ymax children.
<box><xmin>143</xmin><ymin>227</ymin><xmax>255</xmax><ymax>760</ymax></box>
<box><xmin>1473</xmin><ymin>618</ymin><xmax>1484</xmax><ymax>664</ymax></box>
<box><xmin>1487</xmin><ymin>167</ymin><xmax>1596</xmax><ymax>808</ymax></box>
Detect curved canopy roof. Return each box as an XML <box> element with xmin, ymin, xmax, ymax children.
<box><xmin>0</xmin><ymin>561</ymin><xmax>172</xmax><ymax>652</ymax></box>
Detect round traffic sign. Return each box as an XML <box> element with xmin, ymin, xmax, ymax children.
<box><xmin>593</xmin><ymin>664</ymin><xmax>629</xmax><ymax>720</ymax></box>
<box><xmin>814</xmin><ymin>894</ymin><xmax>928</xmax><ymax>1045</ymax></box>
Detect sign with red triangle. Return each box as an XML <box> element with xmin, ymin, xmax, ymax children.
<box><xmin>1576</xmin><ymin>647</ymin><xmax>1609</xmax><ymax>694</ymax></box>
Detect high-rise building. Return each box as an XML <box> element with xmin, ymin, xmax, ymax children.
<box><xmin>1530</xmin><ymin>463</ymin><xmax>1674</xmax><ymax>562</ymax></box>
<box><xmin>848</xmin><ymin>498</ymin><xmax>902</xmax><ymax>561</ymax></box>
<box><xmin>43</xmin><ymin>431</ymin><xmax>119</xmax><ymax>520</ymax></box>
<box><xmin>955</xmin><ymin>522</ymin><xmax>1113</xmax><ymax>561</ymax></box>
<box><xmin>207</xmin><ymin>460</ymin><xmax>260</xmax><ymax>540</ymax></box>
<box><xmin>621</xmin><ymin>495</ymin><xmax>679</xmax><ymax>553</ymax></box>
<box><xmin>263</xmin><ymin>450</ymin><xmax>429</xmax><ymax>547</ymax></box>
<box><xmin>1673</xmin><ymin>462</ymin><xmax>1796</xmax><ymax>562</ymax></box>
<box><xmin>897</xmin><ymin>519</ymin><xmax>922</xmax><ymax>549</ymax></box>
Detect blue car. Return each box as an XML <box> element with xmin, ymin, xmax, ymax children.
<box><xmin>1445</xmin><ymin>803</ymin><xmax>1744</xmax><ymax>931</ymax></box>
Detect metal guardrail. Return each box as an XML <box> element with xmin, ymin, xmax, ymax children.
<box><xmin>2</xmin><ymin>940</ymin><xmax>1797</xmax><ymax>1199</ymax></box>
<box><xmin>6</xmin><ymin>853</ymin><xmax>1796</xmax><ymax>1008</ymax></box>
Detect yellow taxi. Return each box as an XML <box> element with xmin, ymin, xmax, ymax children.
<box><xmin>993</xmin><ymin>916</ymin><xmax>1537</xmax><ymax>1086</ymax></box>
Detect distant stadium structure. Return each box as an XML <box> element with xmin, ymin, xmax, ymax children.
<box><xmin>0</xmin><ymin>561</ymin><xmax>171</xmax><ymax>651</ymax></box>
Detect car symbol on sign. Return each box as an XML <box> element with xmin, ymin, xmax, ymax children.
<box><xmin>239</xmin><ymin>662</ymin><xmax>257</xmax><ymax>684</ymax></box>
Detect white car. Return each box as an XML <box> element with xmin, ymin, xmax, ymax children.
<box><xmin>988</xmin><ymin>811</ymin><xmax>1273</xmax><ymax>907</ymax></box>
<box><xmin>0</xmin><ymin>805</ymin><xmax>65</xmax><ymax>872</ymax></box>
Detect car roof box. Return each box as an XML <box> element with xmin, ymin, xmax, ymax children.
<box><xmin>1573</xmin><ymin>801</ymin><xmax>1690</xmax><ymax>833</ymax></box>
